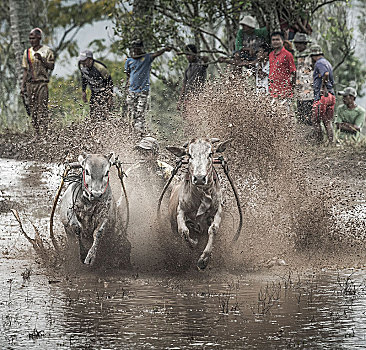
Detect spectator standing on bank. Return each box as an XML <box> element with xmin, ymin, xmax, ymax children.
<box><xmin>335</xmin><ymin>87</ymin><xmax>365</xmax><ymax>140</ymax></box>
<box><xmin>293</xmin><ymin>33</ymin><xmax>313</xmax><ymax>125</ymax></box>
<box><xmin>177</xmin><ymin>44</ymin><xmax>208</xmax><ymax>112</ymax></box>
<box><xmin>268</xmin><ymin>31</ymin><xmax>296</xmax><ymax>101</ymax></box>
<box><xmin>310</xmin><ymin>44</ymin><xmax>336</xmax><ymax>143</ymax></box>
<box><xmin>235</xmin><ymin>15</ymin><xmax>268</xmax><ymax>63</ymax></box>
<box><xmin>21</xmin><ymin>28</ymin><xmax>55</xmax><ymax>134</ymax></box>
<box><xmin>78</xmin><ymin>50</ymin><xmax>113</xmax><ymax>120</ymax></box>
<box><xmin>124</xmin><ymin>40</ymin><xmax>171</xmax><ymax>135</ymax></box>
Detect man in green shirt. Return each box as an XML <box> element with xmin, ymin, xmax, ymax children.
<box><xmin>235</xmin><ymin>15</ymin><xmax>268</xmax><ymax>62</ymax></box>
<box><xmin>335</xmin><ymin>87</ymin><xmax>365</xmax><ymax>139</ymax></box>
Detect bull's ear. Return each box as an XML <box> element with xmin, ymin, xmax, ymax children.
<box><xmin>166</xmin><ymin>146</ymin><xmax>186</xmax><ymax>157</ymax></box>
<box><xmin>107</xmin><ymin>152</ymin><xmax>115</xmax><ymax>165</ymax></box>
<box><xmin>78</xmin><ymin>152</ymin><xmax>87</xmax><ymax>166</ymax></box>
<box><xmin>211</xmin><ymin>137</ymin><xmax>220</xmax><ymax>144</ymax></box>
<box><xmin>215</xmin><ymin>139</ymin><xmax>232</xmax><ymax>153</ymax></box>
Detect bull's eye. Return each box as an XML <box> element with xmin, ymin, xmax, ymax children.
<box><xmin>105</xmin><ymin>171</ymin><xmax>109</xmax><ymax>177</ymax></box>
<box><xmin>85</xmin><ymin>169</ymin><xmax>90</xmax><ymax>176</ymax></box>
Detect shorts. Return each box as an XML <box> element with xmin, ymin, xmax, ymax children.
<box><xmin>312</xmin><ymin>94</ymin><xmax>336</xmax><ymax>123</ymax></box>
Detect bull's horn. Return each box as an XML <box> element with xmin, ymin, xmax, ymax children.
<box><xmin>166</xmin><ymin>146</ymin><xmax>187</xmax><ymax>157</ymax></box>
<box><xmin>210</xmin><ymin>138</ymin><xmax>220</xmax><ymax>144</ymax></box>
<box><xmin>215</xmin><ymin>139</ymin><xmax>232</xmax><ymax>153</ymax></box>
<box><xmin>78</xmin><ymin>152</ymin><xmax>88</xmax><ymax>166</ymax></box>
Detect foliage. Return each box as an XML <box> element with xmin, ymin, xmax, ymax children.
<box><xmin>113</xmin><ymin>0</ymin><xmax>350</xmax><ymax>87</ymax></box>
<box><xmin>312</xmin><ymin>0</ymin><xmax>366</xmax><ymax>96</ymax></box>
<box><xmin>1</xmin><ymin>0</ymin><xmax>118</xmax><ymax>127</ymax></box>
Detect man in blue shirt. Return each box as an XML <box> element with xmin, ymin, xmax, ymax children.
<box><xmin>310</xmin><ymin>44</ymin><xmax>335</xmax><ymax>143</ymax></box>
<box><xmin>124</xmin><ymin>40</ymin><xmax>171</xmax><ymax>135</ymax></box>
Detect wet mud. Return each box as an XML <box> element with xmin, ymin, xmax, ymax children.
<box><xmin>2</xmin><ymin>77</ymin><xmax>366</xmax><ymax>348</ymax></box>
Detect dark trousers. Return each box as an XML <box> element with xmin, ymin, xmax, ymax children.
<box><xmin>297</xmin><ymin>100</ymin><xmax>313</xmax><ymax>125</ymax></box>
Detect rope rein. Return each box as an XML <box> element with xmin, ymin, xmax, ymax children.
<box><xmin>49</xmin><ymin>159</ymin><xmax>130</xmax><ymax>249</ymax></box>
<box><xmin>157</xmin><ymin>156</ymin><xmax>243</xmax><ymax>243</ymax></box>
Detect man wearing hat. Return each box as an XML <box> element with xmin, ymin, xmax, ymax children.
<box><xmin>124</xmin><ymin>40</ymin><xmax>172</xmax><ymax>135</ymax></box>
<box><xmin>335</xmin><ymin>87</ymin><xmax>365</xmax><ymax>139</ymax></box>
<box><xmin>126</xmin><ymin>136</ymin><xmax>174</xmax><ymax>184</ymax></box>
<box><xmin>310</xmin><ymin>44</ymin><xmax>335</xmax><ymax>143</ymax></box>
<box><xmin>21</xmin><ymin>28</ymin><xmax>55</xmax><ymax>134</ymax></box>
<box><xmin>78</xmin><ymin>50</ymin><xmax>114</xmax><ymax>120</ymax></box>
<box><xmin>293</xmin><ymin>32</ymin><xmax>313</xmax><ymax>125</ymax></box>
<box><xmin>235</xmin><ymin>15</ymin><xmax>268</xmax><ymax>63</ymax></box>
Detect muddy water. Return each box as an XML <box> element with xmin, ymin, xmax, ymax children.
<box><xmin>1</xmin><ymin>158</ymin><xmax>366</xmax><ymax>349</ymax></box>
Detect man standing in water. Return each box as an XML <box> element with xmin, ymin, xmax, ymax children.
<box><xmin>268</xmin><ymin>31</ymin><xmax>296</xmax><ymax>103</ymax></box>
<box><xmin>78</xmin><ymin>50</ymin><xmax>114</xmax><ymax>120</ymax></box>
<box><xmin>21</xmin><ymin>28</ymin><xmax>55</xmax><ymax>134</ymax></box>
<box><xmin>310</xmin><ymin>44</ymin><xmax>335</xmax><ymax>143</ymax></box>
<box><xmin>124</xmin><ymin>40</ymin><xmax>171</xmax><ymax>135</ymax></box>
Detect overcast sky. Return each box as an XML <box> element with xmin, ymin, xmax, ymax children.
<box><xmin>52</xmin><ymin>20</ymin><xmax>117</xmax><ymax>78</ymax></box>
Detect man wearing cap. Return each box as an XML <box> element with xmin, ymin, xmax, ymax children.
<box><xmin>78</xmin><ymin>50</ymin><xmax>113</xmax><ymax>120</ymax></box>
<box><xmin>293</xmin><ymin>32</ymin><xmax>313</xmax><ymax>125</ymax></box>
<box><xmin>126</xmin><ymin>136</ymin><xmax>174</xmax><ymax>185</ymax></box>
<box><xmin>310</xmin><ymin>44</ymin><xmax>335</xmax><ymax>143</ymax></box>
<box><xmin>21</xmin><ymin>28</ymin><xmax>55</xmax><ymax>134</ymax></box>
<box><xmin>335</xmin><ymin>87</ymin><xmax>365</xmax><ymax>139</ymax></box>
<box><xmin>235</xmin><ymin>15</ymin><xmax>268</xmax><ymax>63</ymax></box>
<box><xmin>177</xmin><ymin>44</ymin><xmax>209</xmax><ymax>111</ymax></box>
<box><xmin>124</xmin><ymin>41</ymin><xmax>172</xmax><ymax>135</ymax></box>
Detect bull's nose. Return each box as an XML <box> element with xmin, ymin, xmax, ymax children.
<box><xmin>193</xmin><ymin>175</ymin><xmax>207</xmax><ymax>185</ymax></box>
<box><xmin>90</xmin><ymin>191</ymin><xmax>103</xmax><ymax>200</ymax></box>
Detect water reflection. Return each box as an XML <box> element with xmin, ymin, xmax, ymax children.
<box><xmin>2</xmin><ymin>265</ymin><xmax>366</xmax><ymax>349</ymax></box>
<box><xmin>1</xmin><ymin>158</ymin><xmax>366</xmax><ymax>349</ymax></box>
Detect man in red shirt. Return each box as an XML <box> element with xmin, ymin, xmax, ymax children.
<box><xmin>268</xmin><ymin>31</ymin><xmax>296</xmax><ymax>100</ymax></box>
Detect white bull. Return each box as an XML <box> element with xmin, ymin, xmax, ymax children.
<box><xmin>167</xmin><ymin>138</ymin><xmax>230</xmax><ymax>270</ymax></box>
<box><xmin>60</xmin><ymin>152</ymin><xmax>130</xmax><ymax>266</ymax></box>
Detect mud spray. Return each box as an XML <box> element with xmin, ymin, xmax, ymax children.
<box><xmin>7</xmin><ymin>75</ymin><xmax>366</xmax><ymax>273</ymax></box>
<box><xmin>179</xmin><ymin>74</ymin><xmax>366</xmax><ymax>270</ymax></box>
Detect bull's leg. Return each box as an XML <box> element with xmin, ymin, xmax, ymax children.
<box><xmin>78</xmin><ymin>236</ymin><xmax>89</xmax><ymax>262</ymax></box>
<box><xmin>177</xmin><ymin>203</ymin><xmax>198</xmax><ymax>248</ymax></box>
<box><xmin>64</xmin><ymin>210</ymin><xmax>84</xmax><ymax>262</ymax></box>
<box><xmin>84</xmin><ymin>221</ymin><xmax>106</xmax><ymax>265</ymax></box>
<box><xmin>197</xmin><ymin>205</ymin><xmax>222</xmax><ymax>270</ymax></box>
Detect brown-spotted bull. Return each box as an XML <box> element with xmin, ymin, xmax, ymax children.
<box><xmin>167</xmin><ymin>138</ymin><xmax>231</xmax><ymax>270</ymax></box>
<box><xmin>60</xmin><ymin>152</ymin><xmax>131</xmax><ymax>267</ymax></box>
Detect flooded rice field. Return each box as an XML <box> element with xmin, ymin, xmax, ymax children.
<box><xmin>1</xmin><ymin>158</ymin><xmax>366</xmax><ymax>349</ymax></box>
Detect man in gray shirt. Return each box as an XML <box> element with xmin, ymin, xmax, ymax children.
<box><xmin>177</xmin><ymin>44</ymin><xmax>208</xmax><ymax>112</ymax></box>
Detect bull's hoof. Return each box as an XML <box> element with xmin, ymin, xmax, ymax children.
<box><xmin>197</xmin><ymin>256</ymin><xmax>210</xmax><ymax>270</ymax></box>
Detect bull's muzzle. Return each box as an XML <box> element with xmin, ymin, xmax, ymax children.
<box><xmin>192</xmin><ymin>174</ymin><xmax>207</xmax><ymax>186</ymax></box>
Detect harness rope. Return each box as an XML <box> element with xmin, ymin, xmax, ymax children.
<box><xmin>49</xmin><ymin>159</ymin><xmax>129</xmax><ymax>251</ymax></box>
<box><xmin>82</xmin><ymin>170</ymin><xmax>110</xmax><ymax>195</ymax></box>
<box><xmin>157</xmin><ymin>158</ymin><xmax>183</xmax><ymax>220</ymax></box>
<box><xmin>157</xmin><ymin>156</ymin><xmax>243</xmax><ymax>243</ymax></box>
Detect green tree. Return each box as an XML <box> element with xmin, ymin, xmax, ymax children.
<box><xmin>1</xmin><ymin>0</ymin><xmax>118</xmax><ymax>128</ymax></box>
<box><xmin>312</xmin><ymin>0</ymin><xmax>366</xmax><ymax>95</ymax></box>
